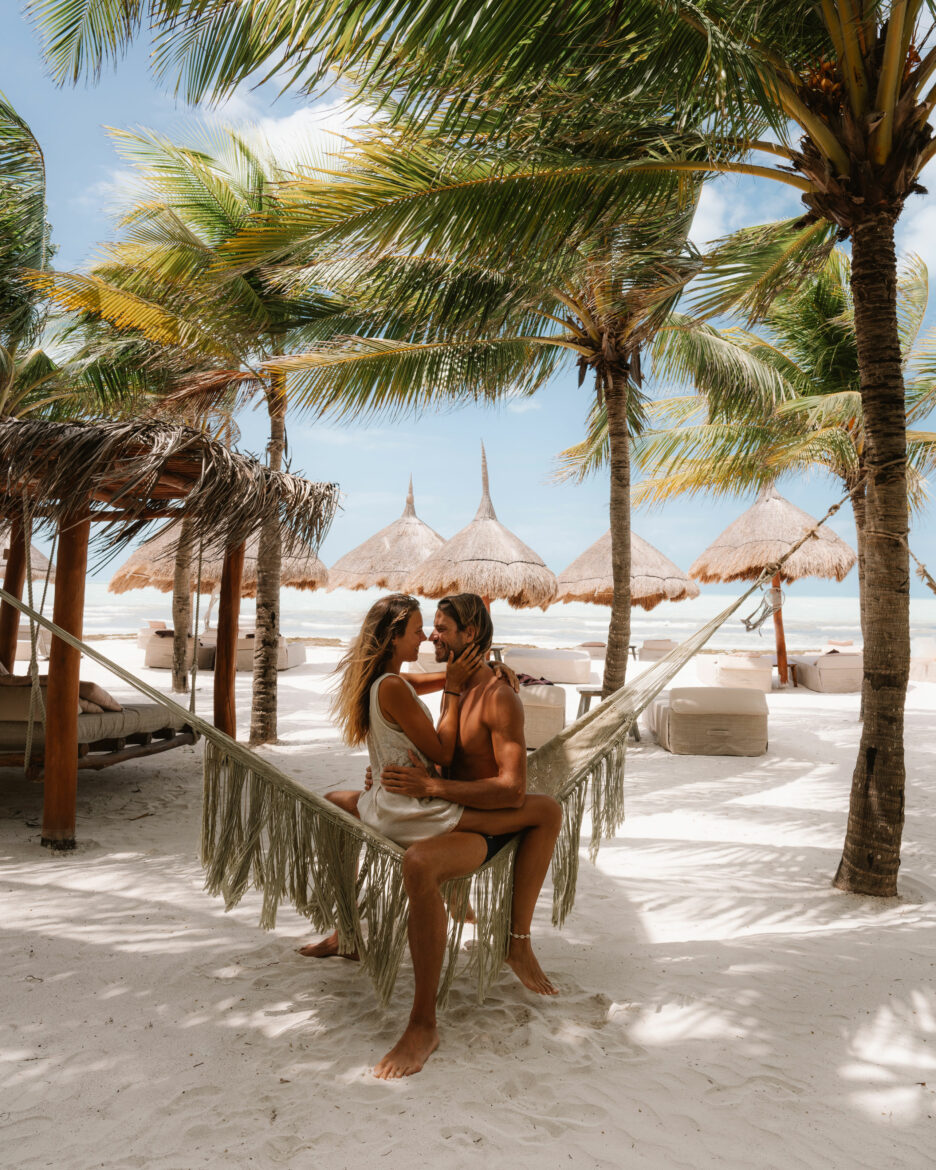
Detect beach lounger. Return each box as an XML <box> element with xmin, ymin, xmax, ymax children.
<box><xmin>696</xmin><ymin>652</ymin><xmax>773</xmax><ymax>692</ymax></box>
<box><xmin>638</xmin><ymin>638</ymin><xmax>678</xmax><ymax>662</ymax></box>
<box><xmin>791</xmin><ymin>650</ymin><xmax>863</xmax><ymax>692</ymax></box>
<box><xmin>143</xmin><ymin>631</ymin><xmax>214</xmax><ymax>670</ymax></box>
<box><xmin>516</xmin><ymin>682</ymin><xmax>566</xmax><ymax>749</ymax></box>
<box><xmin>0</xmin><ymin>680</ymin><xmax>196</xmax><ymax>779</ymax></box>
<box><xmin>14</xmin><ymin>627</ymin><xmax>52</xmax><ymax>661</ymax></box>
<box><xmin>645</xmin><ymin>686</ymin><xmax>768</xmax><ymax>756</ymax></box>
<box><xmin>136</xmin><ymin>619</ymin><xmax>167</xmax><ymax>649</ymax></box>
<box><xmin>501</xmin><ymin>647</ymin><xmax>592</xmax><ymax>684</ymax></box>
<box><xmin>910</xmin><ymin>637</ymin><xmax>936</xmax><ymax>682</ymax></box>
<box><xmin>233</xmin><ymin>634</ymin><xmax>305</xmax><ymax>672</ymax></box>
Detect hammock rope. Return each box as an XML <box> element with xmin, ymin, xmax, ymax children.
<box><xmin>0</xmin><ymin>489</ymin><xmax>851</xmax><ymax>1006</ymax></box>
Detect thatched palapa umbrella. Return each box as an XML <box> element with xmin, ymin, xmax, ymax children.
<box><xmin>690</xmin><ymin>483</ymin><xmax>856</xmax><ymax>683</ymax></box>
<box><xmin>555</xmin><ymin>529</ymin><xmax>699</xmax><ymax>609</ymax></box>
<box><xmin>110</xmin><ymin>528</ymin><xmax>328</xmax><ymax>604</ymax></box>
<box><xmin>406</xmin><ymin>446</ymin><xmax>557</xmax><ymax>609</ymax></box>
<box><xmin>327</xmin><ymin>477</ymin><xmax>444</xmax><ymax>592</ymax></box>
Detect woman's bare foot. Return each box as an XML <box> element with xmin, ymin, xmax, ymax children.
<box><xmin>506</xmin><ymin>937</ymin><xmax>557</xmax><ymax>995</ymax></box>
<box><xmin>373</xmin><ymin>1022</ymin><xmax>439</xmax><ymax>1079</ymax></box>
<box><xmin>297</xmin><ymin>931</ymin><xmax>359</xmax><ymax>960</ymax></box>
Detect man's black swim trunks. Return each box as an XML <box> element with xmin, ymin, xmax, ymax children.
<box><xmin>482</xmin><ymin>831</ymin><xmax>516</xmax><ymax>863</ymax></box>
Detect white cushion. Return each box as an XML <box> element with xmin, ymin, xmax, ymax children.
<box><xmin>517</xmin><ymin>684</ymin><xmax>565</xmax><ymax>749</ymax></box>
<box><xmin>503</xmin><ymin>647</ymin><xmax>591</xmax><ymax>684</ymax></box>
<box><xmin>638</xmin><ymin>639</ymin><xmax>678</xmax><ymax>662</ymax></box>
<box><xmin>647</xmin><ymin>687</ymin><xmax>767</xmax><ymax>756</ymax></box>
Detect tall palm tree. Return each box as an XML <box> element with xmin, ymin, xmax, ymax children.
<box><xmin>560</xmin><ymin>248</ymin><xmax>936</xmax><ymax>652</ymax></box>
<box><xmin>32</xmin><ymin>126</ymin><xmax>352</xmax><ymax>742</ymax></box>
<box><xmin>31</xmin><ymin>0</ymin><xmax>936</xmax><ymax>894</ymax></box>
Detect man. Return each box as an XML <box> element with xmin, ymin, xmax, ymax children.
<box><xmin>302</xmin><ymin>592</ymin><xmax>562</xmax><ymax>1079</ymax></box>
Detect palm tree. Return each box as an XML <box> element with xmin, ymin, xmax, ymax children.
<box><xmin>560</xmin><ymin>248</ymin><xmax>936</xmax><ymax>656</ymax></box>
<box><xmin>32</xmin><ymin>126</ymin><xmax>352</xmax><ymax>742</ymax></box>
<box><xmin>31</xmin><ymin>0</ymin><xmax>936</xmax><ymax>894</ymax></box>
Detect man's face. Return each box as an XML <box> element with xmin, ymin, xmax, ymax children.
<box><xmin>430</xmin><ymin>608</ymin><xmax>474</xmax><ymax>661</ymax></box>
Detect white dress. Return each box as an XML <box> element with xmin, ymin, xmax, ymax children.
<box><xmin>356</xmin><ymin>673</ymin><xmax>463</xmax><ymax>847</ymax></box>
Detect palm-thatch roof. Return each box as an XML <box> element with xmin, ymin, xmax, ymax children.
<box><xmin>327</xmin><ymin>477</ymin><xmax>445</xmax><ymax>593</ymax></box>
<box><xmin>555</xmin><ymin>530</ymin><xmax>700</xmax><ymax>610</ymax></box>
<box><xmin>0</xmin><ymin>418</ymin><xmax>338</xmax><ymax>562</ymax></box>
<box><xmin>109</xmin><ymin>528</ymin><xmax>328</xmax><ymax>597</ymax></box>
<box><xmin>1</xmin><ymin>524</ymin><xmax>55</xmax><ymax>584</ymax></box>
<box><xmin>405</xmin><ymin>446</ymin><xmax>557</xmax><ymax>609</ymax></box>
<box><xmin>689</xmin><ymin>483</ymin><xmax>856</xmax><ymax>584</ymax></box>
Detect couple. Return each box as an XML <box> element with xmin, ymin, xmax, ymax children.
<box><xmin>301</xmin><ymin>591</ymin><xmax>562</xmax><ymax>1079</ymax></box>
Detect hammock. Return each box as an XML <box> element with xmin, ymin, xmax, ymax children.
<box><xmin>0</xmin><ymin>574</ymin><xmax>762</xmax><ymax>1005</ymax></box>
<box><xmin>0</xmin><ymin>495</ymin><xmax>847</xmax><ymax>1007</ymax></box>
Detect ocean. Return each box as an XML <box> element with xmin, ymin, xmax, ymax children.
<box><xmin>69</xmin><ymin>581</ymin><xmax>936</xmax><ymax>653</ymax></box>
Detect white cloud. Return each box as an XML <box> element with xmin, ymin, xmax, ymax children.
<box><xmin>206</xmin><ymin>86</ymin><xmax>371</xmax><ymax>171</ymax></box>
<box><xmin>70</xmin><ymin>167</ymin><xmax>142</xmax><ymax>211</ymax></box>
<box><xmin>506</xmin><ymin>398</ymin><xmax>542</xmax><ymax>414</ymax></box>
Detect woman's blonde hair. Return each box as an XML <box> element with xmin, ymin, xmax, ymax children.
<box><xmin>331</xmin><ymin>593</ymin><xmax>421</xmax><ymax>746</ymax></box>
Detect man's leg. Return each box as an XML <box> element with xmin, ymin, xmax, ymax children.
<box><xmin>457</xmin><ymin>795</ymin><xmax>562</xmax><ymax>994</ymax></box>
<box><xmin>374</xmin><ymin>831</ymin><xmax>488</xmax><ymax>1080</ymax></box>
<box><xmin>298</xmin><ymin>791</ymin><xmax>361</xmax><ymax>959</ymax></box>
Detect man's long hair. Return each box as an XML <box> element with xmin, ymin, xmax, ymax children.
<box><xmin>331</xmin><ymin>593</ymin><xmax>421</xmax><ymax>746</ymax></box>
<box><xmin>437</xmin><ymin>592</ymin><xmax>493</xmax><ymax>653</ymax></box>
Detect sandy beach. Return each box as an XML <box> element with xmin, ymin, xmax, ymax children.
<box><xmin>2</xmin><ymin>639</ymin><xmax>934</xmax><ymax>1169</ymax></box>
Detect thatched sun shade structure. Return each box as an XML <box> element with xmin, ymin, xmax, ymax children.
<box><xmin>0</xmin><ymin>418</ymin><xmax>338</xmax><ymax>849</ymax></box>
<box><xmin>405</xmin><ymin>446</ymin><xmax>557</xmax><ymax>609</ymax></box>
<box><xmin>327</xmin><ymin>477</ymin><xmax>445</xmax><ymax>593</ymax></box>
<box><xmin>689</xmin><ymin>483</ymin><xmax>856</xmax><ymax>683</ymax></box>
<box><xmin>555</xmin><ymin>529</ymin><xmax>700</xmax><ymax>610</ymax></box>
<box><xmin>110</xmin><ymin>529</ymin><xmax>329</xmax><ymax>599</ymax></box>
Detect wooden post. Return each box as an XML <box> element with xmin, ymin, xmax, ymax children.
<box><xmin>214</xmin><ymin>541</ymin><xmax>244</xmax><ymax>737</ymax></box>
<box><xmin>42</xmin><ymin>511</ymin><xmax>91</xmax><ymax>849</ymax></box>
<box><xmin>0</xmin><ymin>516</ymin><xmax>28</xmax><ymax>672</ymax></box>
<box><xmin>772</xmin><ymin>571</ymin><xmax>789</xmax><ymax>686</ymax></box>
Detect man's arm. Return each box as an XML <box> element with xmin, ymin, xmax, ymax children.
<box><xmin>381</xmin><ymin>686</ymin><xmax>527</xmax><ymax>809</ymax></box>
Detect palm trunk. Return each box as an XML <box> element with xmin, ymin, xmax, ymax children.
<box><xmin>833</xmin><ymin>212</ymin><xmax>909</xmax><ymax>897</ymax></box>
<box><xmin>171</xmin><ymin>517</ymin><xmax>194</xmax><ymax>694</ymax></box>
<box><xmin>602</xmin><ymin>370</ymin><xmax>632</xmax><ymax>697</ymax></box>
<box><xmin>249</xmin><ymin>374</ymin><xmax>286</xmax><ymax>746</ymax></box>
<box><xmin>847</xmin><ymin>473</ymin><xmax>868</xmax><ymax>647</ymax></box>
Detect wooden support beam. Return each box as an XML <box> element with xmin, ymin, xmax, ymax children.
<box><xmin>772</xmin><ymin>572</ymin><xmax>789</xmax><ymax>686</ymax></box>
<box><xmin>213</xmin><ymin>541</ymin><xmax>245</xmax><ymax>738</ymax></box>
<box><xmin>0</xmin><ymin>516</ymin><xmax>27</xmax><ymax>671</ymax></box>
<box><xmin>41</xmin><ymin>511</ymin><xmax>91</xmax><ymax>850</ymax></box>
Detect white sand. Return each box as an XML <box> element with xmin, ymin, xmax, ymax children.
<box><xmin>2</xmin><ymin>641</ymin><xmax>934</xmax><ymax>1169</ymax></box>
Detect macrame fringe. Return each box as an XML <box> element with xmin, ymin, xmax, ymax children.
<box><xmin>202</xmin><ymin>740</ymin><xmax>517</xmax><ymax>1008</ymax></box>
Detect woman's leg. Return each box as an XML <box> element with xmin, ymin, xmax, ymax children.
<box><xmin>456</xmin><ymin>795</ymin><xmax>562</xmax><ymax>994</ymax></box>
<box><xmin>298</xmin><ymin>791</ymin><xmax>362</xmax><ymax>958</ymax></box>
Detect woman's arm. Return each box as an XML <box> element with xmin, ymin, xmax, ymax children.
<box><xmin>378</xmin><ymin>646</ymin><xmax>483</xmax><ymax>766</ymax></box>
<box><xmin>402</xmin><ymin>671</ymin><xmax>445</xmax><ymax>695</ymax></box>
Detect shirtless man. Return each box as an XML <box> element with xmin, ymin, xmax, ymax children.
<box><xmin>302</xmin><ymin>592</ymin><xmax>562</xmax><ymax>1079</ymax></box>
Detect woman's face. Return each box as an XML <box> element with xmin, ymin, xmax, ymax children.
<box><xmin>393</xmin><ymin>608</ymin><xmax>425</xmax><ymax>662</ymax></box>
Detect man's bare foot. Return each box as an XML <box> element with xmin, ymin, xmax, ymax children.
<box><xmin>506</xmin><ymin>937</ymin><xmax>558</xmax><ymax>995</ymax></box>
<box><xmin>373</xmin><ymin>1023</ymin><xmax>440</xmax><ymax>1079</ymax></box>
<box><xmin>297</xmin><ymin>931</ymin><xmax>359</xmax><ymax>961</ymax></box>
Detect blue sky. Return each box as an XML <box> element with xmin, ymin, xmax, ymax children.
<box><xmin>2</xmin><ymin>11</ymin><xmax>934</xmax><ymax>597</ymax></box>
